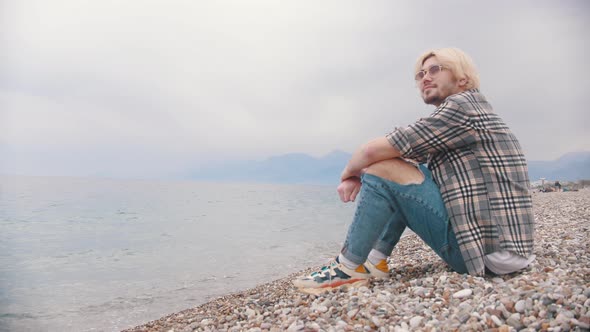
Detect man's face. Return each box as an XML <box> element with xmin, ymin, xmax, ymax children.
<box><xmin>417</xmin><ymin>56</ymin><xmax>465</xmax><ymax>107</ymax></box>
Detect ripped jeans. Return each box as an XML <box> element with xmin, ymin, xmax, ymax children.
<box><xmin>340</xmin><ymin>165</ymin><xmax>468</xmax><ymax>273</ymax></box>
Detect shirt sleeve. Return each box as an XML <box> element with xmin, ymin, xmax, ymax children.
<box><xmin>386</xmin><ymin>99</ymin><xmax>476</xmax><ymax>161</ymax></box>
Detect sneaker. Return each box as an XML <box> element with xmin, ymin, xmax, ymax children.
<box><xmin>365</xmin><ymin>259</ymin><xmax>390</xmax><ymax>278</ymax></box>
<box><xmin>293</xmin><ymin>257</ymin><xmax>370</xmax><ymax>294</ymax></box>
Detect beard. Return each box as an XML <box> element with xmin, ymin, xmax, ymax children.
<box><xmin>422</xmin><ymin>90</ymin><xmax>444</xmax><ymax>106</ymax></box>
<box><xmin>421</xmin><ymin>83</ymin><xmax>460</xmax><ymax>106</ymax></box>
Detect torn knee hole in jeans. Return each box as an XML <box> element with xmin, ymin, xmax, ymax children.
<box><xmin>365</xmin><ymin>164</ymin><xmax>425</xmax><ymax>185</ymax></box>
<box><xmin>391</xmin><ymin>164</ymin><xmax>425</xmax><ymax>185</ymax></box>
<box><xmin>410</xmin><ymin>164</ymin><xmax>426</xmax><ymax>184</ymax></box>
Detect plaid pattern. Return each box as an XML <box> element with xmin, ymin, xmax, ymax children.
<box><xmin>386</xmin><ymin>89</ymin><xmax>534</xmax><ymax>276</ymax></box>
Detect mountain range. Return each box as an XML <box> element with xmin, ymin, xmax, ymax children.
<box><xmin>189</xmin><ymin>151</ymin><xmax>590</xmax><ymax>185</ymax></box>
<box><xmin>527</xmin><ymin>151</ymin><xmax>590</xmax><ymax>182</ymax></box>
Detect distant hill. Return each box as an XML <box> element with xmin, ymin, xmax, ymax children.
<box><xmin>527</xmin><ymin>151</ymin><xmax>590</xmax><ymax>182</ymax></box>
<box><xmin>188</xmin><ymin>150</ymin><xmax>351</xmax><ymax>185</ymax></box>
<box><xmin>188</xmin><ymin>151</ymin><xmax>590</xmax><ymax>184</ymax></box>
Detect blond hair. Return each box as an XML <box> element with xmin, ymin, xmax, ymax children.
<box><xmin>415</xmin><ymin>48</ymin><xmax>480</xmax><ymax>89</ymax></box>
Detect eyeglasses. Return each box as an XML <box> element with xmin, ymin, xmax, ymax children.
<box><xmin>415</xmin><ymin>64</ymin><xmax>444</xmax><ymax>81</ymax></box>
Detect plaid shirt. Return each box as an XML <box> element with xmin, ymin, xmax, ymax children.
<box><xmin>386</xmin><ymin>89</ymin><xmax>534</xmax><ymax>276</ymax></box>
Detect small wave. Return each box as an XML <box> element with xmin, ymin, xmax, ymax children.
<box><xmin>80</xmin><ymin>295</ymin><xmax>159</xmax><ymax>314</ymax></box>
<box><xmin>51</xmin><ymin>249</ymin><xmax>95</xmax><ymax>259</ymax></box>
<box><xmin>0</xmin><ymin>312</ymin><xmax>38</xmax><ymax>319</ymax></box>
<box><xmin>278</xmin><ymin>225</ymin><xmax>297</xmax><ymax>232</ymax></box>
<box><xmin>197</xmin><ymin>276</ymin><xmax>217</xmax><ymax>282</ymax></box>
<box><xmin>116</xmin><ymin>210</ymin><xmax>138</xmax><ymax>215</ymax></box>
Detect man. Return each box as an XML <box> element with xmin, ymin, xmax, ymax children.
<box><xmin>293</xmin><ymin>48</ymin><xmax>535</xmax><ymax>294</ymax></box>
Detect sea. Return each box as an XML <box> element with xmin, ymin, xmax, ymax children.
<box><xmin>0</xmin><ymin>175</ymin><xmax>359</xmax><ymax>332</ymax></box>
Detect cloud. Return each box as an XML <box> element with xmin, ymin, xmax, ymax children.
<box><xmin>1</xmin><ymin>0</ymin><xmax>589</xmax><ymax>178</ymax></box>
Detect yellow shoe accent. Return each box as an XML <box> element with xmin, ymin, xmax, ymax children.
<box><xmin>355</xmin><ymin>264</ymin><xmax>368</xmax><ymax>273</ymax></box>
<box><xmin>365</xmin><ymin>259</ymin><xmax>390</xmax><ymax>278</ymax></box>
<box><xmin>374</xmin><ymin>259</ymin><xmax>389</xmax><ymax>273</ymax></box>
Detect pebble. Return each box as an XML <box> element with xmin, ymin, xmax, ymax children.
<box><xmin>491</xmin><ymin>315</ymin><xmax>503</xmax><ymax>327</ymax></box>
<box><xmin>347</xmin><ymin>309</ymin><xmax>358</xmax><ymax>318</ymax></box>
<box><xmin>305</xmin><ymin>322</ymin><xmax>320</xmax><ymax>330</ymax></box>
<box><xmin>507</xmin><ymin>313</ymin><xmax>522</xmax><ymax>329</ymax></box>
<box><xmin>371</xmin><ymin>316</ymin><xmax>381</xmax><ymax>327</ymax></box>
<box><xmin>245</xmin><ymin>308</ymin><xmax>256</xmax><ymax>318</ymax></box>
<box><xmin>571</xmin><ymin>318</ymin><xmax>590</xmax><ymax>330</ymax></box>
<box><xmin>452</xmin><ymin>289</ymin><xmax>472</xmax><ymax>299</ymax></box>
<box><xmin>555</xmin><ymin>313</ymin><xmax>570</xmax><ymax>325</ymax></box>
<box><xmin>122</xmin><ymin>191</ymin><xmax>590</xmax><ymax>332</ymax></box>
<box><xmin>287</xmin><ymin>320</ymin><xmax>303</xmax><ymax>331</ymax></box>
<box><xmin>314</xmin><ymin>305</ymin><xmax>328</xmax><ymax>313</ymax></box>
<box><xmin>409</xmin><ymin>316</ymin><xmax>423</xmax><ymax>328</ymax></box>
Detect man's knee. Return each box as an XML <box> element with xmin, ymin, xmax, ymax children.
<box><xmin>364</xmin><ymin>158</ymin><xmax>424</xmax><ymax>185</ymax></box>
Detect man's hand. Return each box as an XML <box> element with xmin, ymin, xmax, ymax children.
<box><xmin>337</xmin><ymin>177</ymin><xmax>362</xmax><ymax>203</ymax></box>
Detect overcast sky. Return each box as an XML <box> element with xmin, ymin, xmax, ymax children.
<box><xmin>1</xmin><ymin>0</ymin><xmax>589</xmax><ymax>179</ymax></box>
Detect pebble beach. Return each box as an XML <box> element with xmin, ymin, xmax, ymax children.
<box><xmin>124</xmin><ymin>190</ymin><xmax>590</xmax><ymax>332</ymax></box>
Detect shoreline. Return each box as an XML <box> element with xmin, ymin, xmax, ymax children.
<box><xmin>124</xmin><ymin>191</ymin><xmax>590</xmax><ymax>332</ymax></box>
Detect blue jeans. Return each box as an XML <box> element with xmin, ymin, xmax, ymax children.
<box><xmin>340</xmin><ymin>165</ymin><xmax>468</xmax><ymax>274</ymax></box>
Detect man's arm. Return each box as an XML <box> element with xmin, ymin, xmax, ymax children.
<box><xmin>341</xmin><ymin>136</ymin><xmax>401</xmax><ymax>181</ymax></box>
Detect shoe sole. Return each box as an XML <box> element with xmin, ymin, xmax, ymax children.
<box><xmin>296</xmin><ymin>279</ymin><xmax>369</xmax><ymax>295</ymax></box>
<box><xmin>368</xmin><ymin>270</ymin><xmax>390</xmax><ymax>279</ymax></box>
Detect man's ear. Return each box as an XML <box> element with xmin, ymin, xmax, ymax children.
<box><xmin>458</xmin><ymin>77</ymin><xmax>468</xmax><ymax>87</ymax></box>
